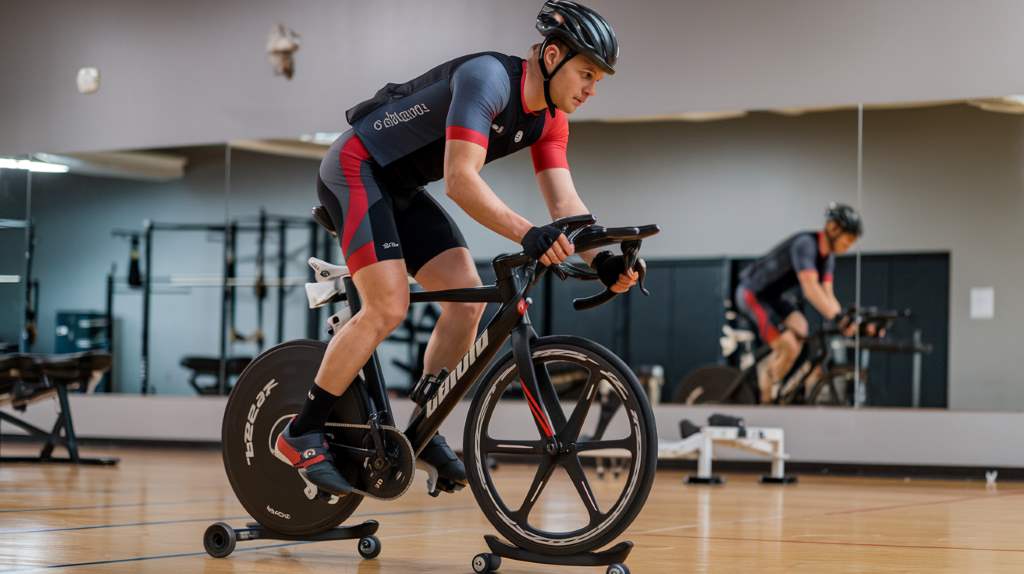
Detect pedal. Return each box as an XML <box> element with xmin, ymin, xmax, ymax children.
<box><xmin>417</xmin><ymin>460</ymin><xmax>440</xmax><ymax>495</ymax></box>
<box><xmin>316</xmin><ymin>490</ymin><xmax>342</xmax><ymax>505</ymax></box>
<box><xmin>434</xmin><ymin>478</ymin><xmax>466</xmax><ymax>495</ymax></box>
<box><xmin>417</xmin><ymin>460</ymin><xmax>464</xmax><ymax>496</ymax></box>
<box><xmin>428</xmin><ymin>479</ymin><xmax>465</xmax><ymax>497</ymax></box>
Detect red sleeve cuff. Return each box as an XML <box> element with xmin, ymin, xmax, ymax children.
<box><xmin>531</xmin><ymin>146</ymin><xmax>569</xmax><ymax>172</ymax></box>
<box><xmin>823</xmin><ymin>274</ymin><xmax>834</xmax><ymax>284</ymax></box>
<box><xmin>532</xmin><ymin>156</ymin><xmax>569</xmax><ymax>172</ymax></box>
<box><xmin>446</xmin><ymin>126</ymin><xmax>489</xmax><ymax>149</ymax></box>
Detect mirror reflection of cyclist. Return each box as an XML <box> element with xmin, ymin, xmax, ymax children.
<box><xmin>734</xmin><ymin>203</ymin><xmax>863</xmax><ymax>404</ymax></box>
<box><xmin>275</xmin><ymin>1</ymin><xmax>642</xmax><ymax>495</ymax></box>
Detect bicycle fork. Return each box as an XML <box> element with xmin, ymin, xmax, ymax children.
<box><xmin>511</xmin><ymin>319</ymin><xmax>566</xmax><ymax>454</ymax></box>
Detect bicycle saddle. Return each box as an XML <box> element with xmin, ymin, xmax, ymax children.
<box><xmin>306</xmin><ymin>258</ymin><xmax>349</xmax><ymax>309</ymax></box>
<box><xmin>312</xmin><ymin>205</ymin><xmax>338</xmax><ymax>238</ymax></box>
<box><xmin>308</xmin><ymin>257</ymin><xmax>349</xmax><ymax>282</ymax></box>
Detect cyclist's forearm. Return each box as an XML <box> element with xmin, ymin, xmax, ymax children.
<box><xmin>802</xmin><ymin>283</ymin><xmax>840</xmax><ymax>319</ymax></box>
<box><xmin>446</xmin><ymin>169</ymin><xmax>533</xmax><ymax>243</ymax></box>
<box><xmin>826</xmin><ymin>293</ymin><xmax>843</xmax><ymax>314</ymax></box>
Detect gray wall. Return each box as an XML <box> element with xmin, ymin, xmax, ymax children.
<box><xmin>13</xmin><ymin>105</ymin><xmax>1023</xmax><ymax>409</ymax></box>
<box><xmin>5</xmin><ymin>0</ymin><xmax>1024</xmax><ymax>155</ymax></box>
<box><xmin>862</xmin><ymin>106</ymin><xmax>1024</xmax><ymax>410</ymax></box>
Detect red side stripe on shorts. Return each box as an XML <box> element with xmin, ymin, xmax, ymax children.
<box><xmin>743</xmin><ymin>289</ymin><xmax>780</xmax><ymax>344</ymax></box>
<box><xmin>338</xmin><ymin>135</ymin><xmax>378</xmax><ymax>273</ymax></box>
<box><xmin>345</xmin><ymin>243</ymin><xmax>377</xmax><ymax>274</ymax></box>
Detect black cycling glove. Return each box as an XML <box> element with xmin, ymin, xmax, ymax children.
<box><xmin>592</xmin><ymin>251</ymin><xmax>628</xmax><ymax>288</ymax></box>
<box><xmin>521</xmin><ymin>225</ymin><xmax>564</xmax><ymax>260</ymax></box>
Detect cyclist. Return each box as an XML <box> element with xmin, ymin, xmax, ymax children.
<box><xmin>734</xmin><ymin>203</ymin><xmax>863</xmax><ymax>403</ymax></box>
<box><xmin>274</xmin><ymin>1</ymin><xmax>641</xmax><ymax>496</ymax></box>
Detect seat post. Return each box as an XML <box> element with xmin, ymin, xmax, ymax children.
<box><xmin>343</xmin><ymin>276</ymin><xmax>361</xmax><ymax>314</ymax></box>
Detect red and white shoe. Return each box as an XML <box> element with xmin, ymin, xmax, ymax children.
<box><xmin>273</xmin><ymin>420</ymin><xmax>353</xmax><ymax>495</ymax></box>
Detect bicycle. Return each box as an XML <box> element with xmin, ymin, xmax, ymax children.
<box><xmin>211</xmin><ymin>211</ymin><xmax>660</xmax><ymax>572</ymax></box>
<box><xmin>673</xmin><ymin>307</ymin><xmax>919</xmax><ymax>406</ymax></box>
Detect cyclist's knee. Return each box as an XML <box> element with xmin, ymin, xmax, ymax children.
<box><xmin>441</xmin><ymin>301</ymin><xmax>485</xmax><ymax>325</ymax></box>
<box><xmin>777</xmin><ymin>332</ymin><xmax>801</xmax><ymax>358</ymax></box>
<box><xmin>786</xmin><ymin>313</ymin><xmax>809</xmax><ymax>340</ymax></box>
<box><xmin>358</xmin><ymin>295</ymin><xmax>410</xmax><ymax>337</ymax></box>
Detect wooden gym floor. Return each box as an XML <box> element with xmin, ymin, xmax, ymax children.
<box><xmin>0</xmin><ymin>445</ymin><xmax>1022</xmax><ymax>573</ymax></box>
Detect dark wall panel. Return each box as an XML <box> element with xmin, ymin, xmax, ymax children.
<box><xmin>476</xmin><ymin>251</ymin><xmax>949</xmax><ymax>408</ymax></box>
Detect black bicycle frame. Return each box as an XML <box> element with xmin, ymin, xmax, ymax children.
<box><xmin>339</xmin><ymin>251</ymin><xmax>561</xmax><ymax>457</ymax></box>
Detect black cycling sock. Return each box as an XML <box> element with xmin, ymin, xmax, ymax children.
<box><xmin>290</xmin><ymin>384</ymin><xmax>341</xmax><ymax>436</ymax></box>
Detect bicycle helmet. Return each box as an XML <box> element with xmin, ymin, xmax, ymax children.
<box><xmin>535</xmin><ymin>0</ymin><xmax>618</xmax><ymax>117</ymax></box>
<box><xmin>825</xmin><ymin>202</ymin><xmax>863</xmax><ymax>237</ymax></box>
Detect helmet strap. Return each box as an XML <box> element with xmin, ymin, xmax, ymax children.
<box><xmin>539</xmin><ymin>37</ymin><xmax>577</xmax><ymax>118</ymax></box>
<box><xmin>824</xmin><ymin>226</ymin><xmax>842</xmax><ymax>252</ymax></box>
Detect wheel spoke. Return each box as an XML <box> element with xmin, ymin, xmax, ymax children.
<box><xmin>575</xmin><ymin>437</ymin><xmax>635</xmax><ymax>453</ymax></box>
<box><xmin>561</xmin><ymin>454</ymin><xmax>602</xmax><ymax>525</ymax></box>
<box><xmin>483</xmin><ymin>437</ymin><xmax>546</xmax><ymax>457</ymax></box>
<box><xmin>558</xmin><ymin>369</ymin><xmax>600</xmax><ymax>442</ymax></box>
<box><xmin>515</xmin><ymin>457</ymin><xmax>556</xmax><ymax>521</ymax></box>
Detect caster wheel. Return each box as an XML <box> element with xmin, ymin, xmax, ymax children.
<box><xmin>203</xmin><ymin>522</ymin><xmax>237</xmax><ymax>558</ymax></box>
<box><xmin>357</xmin><ymin>535</ymin><xmax>382</xmax><ymax>559</ymax></box>
<box><xmin>472</xmin><ymin>552</ymin><xmax>501</xmax><ymax>573</ymax></box>
<box><xmin>607</xmin><ymin>564</ymin><xmax>630</xmax><ymax>574</ymax></box>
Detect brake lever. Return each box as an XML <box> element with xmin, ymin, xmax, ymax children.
<box><xmin>635</xmin><ymin>258</ymin><xmax>650</xmax><ymax>296</ymax></box>
<box><xmin>622</xmin><ymin>240</ymin><xmax>640</xmax><ymax>268</ymax></box>
<box><xmin>621</xmin><ymin>240</ymin><xmax>650</xmax><ymax>296</ymax></box>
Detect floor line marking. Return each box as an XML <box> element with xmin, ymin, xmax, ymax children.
<box><xmin>0</xmin><ymin>497</ymin><xmax>230</xmax><ymax>514</ymax></box>
<box><xmin>824</xmin><ymin>490</ymin><xmax>1024</xmax><ymax>516</ymax></box>
<box><xmin>0</xmin><ymin>505</ymin><xmax>481</xmax><ymax>572</ymax></box>
<box><xmin>662</xmin><ymin>533</ymin><xmax>1024</xmax><ymax>554</ymax></box>
<box><xmin>0</xmin><ymin>505</ymin><xmax>477</xmax><ymax>535</ymax></box>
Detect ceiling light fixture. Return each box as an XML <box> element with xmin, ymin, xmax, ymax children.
<box><xmin>0</xmin><ymin>158</ymin><xmax>70</xmax><ymax>173</ymax></box>
<box><xmin>299</xmin><ymin>132</ymin><xmax>343</xmax><ymax>145</ymax></box>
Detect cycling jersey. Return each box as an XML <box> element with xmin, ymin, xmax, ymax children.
<box><xmin>346</xmin><ymin>51</ymin><xmax>569</xmax><ymax>193</ymax></box>
<box><xmin>739</xmin><ymin>231</ymin><xmax>835</xmax><ymax>301</ymax></box>
<box><xmin>319</xmin><ymin>52</ymin><xmax>570</xmax><ymax>275</ymax></box>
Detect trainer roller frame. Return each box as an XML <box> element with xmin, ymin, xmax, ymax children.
<box><xmin>472</xmin><ymin>535</ymin><xmax>633</xmax><ymax>574</ymax></box>
<box><xmin>203</xmin><ymin>520</ymin><xmax>381</xmax><ymax>559</ymax></box>
<box><xmin>585</xmin><ymin>425</ymin><xmax>794</xmax><ymax>485</ymax></box>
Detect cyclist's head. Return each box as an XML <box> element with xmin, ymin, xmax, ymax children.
<box><xmin>824</xmin><ymin>202</ymin><xmax>863</xmax><ymax>254</ymax></box>
<box><xmin>534</xmin><ymin>0</ymin><xmax>617</xmax><ymax>116</ymax></box>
